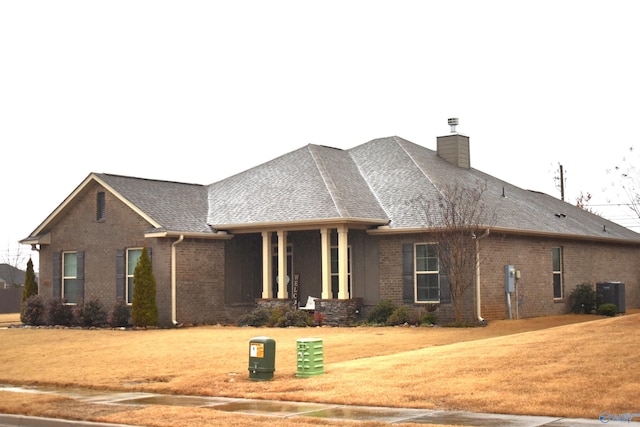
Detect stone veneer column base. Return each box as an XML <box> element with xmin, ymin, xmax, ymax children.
<box><xmin>255</xmin><ymin>299</ymin><xmax>295</xmax><ymax>311</ymax></box>
<box><xmin>314</xmin><ymin>298</ymin><xmax>362</xmax><ymax>326</ymax></box>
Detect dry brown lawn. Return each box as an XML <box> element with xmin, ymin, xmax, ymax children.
<box><xmin>1</xmin><ymin>311</ymin><xmax>639</xmax><ymax>427</ymax></box>
<box><xmin>0</xmin><ymin>312</ymin><xmax>20</xmax><ymax>326</ymax></box>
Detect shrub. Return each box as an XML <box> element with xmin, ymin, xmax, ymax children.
<box><xmin>22</xmin><ymin>295</ymin><xmax>45</xmax><ymax>326</ymax></box>
<box><xmin>131</xmin><ymin>246</ymin><xmax>158</xmax><ymax>328</ymax></box>
<box><xmin>598</xmin><ymin>303</ymin><xmax>617</xmax><ymax>317</ymax></box>
<box><xmin>75</xmin><ymin>298</ymin><xmax>108</xmax><ymax>327</ymax></box>
<box><xmin>109</xmin><ymin>299</ymin><xmax>131</xmax><ymax>328</ymax></box>
<box><xmin>46</xmin><ymin>298</ymin><xmax>75</xmax><ymax>326</ymax></box>
<box><xmin>238</xmin><ymin>308</ymin><xmax>271</xmax><ymax>327</ymax></box>
<box><xmin>421</xmin><ymin>312</ymin><xmax>438</xmax><ymax>326</ymax></box>
<box><xmin>568</xmin><ymin>283</ymin><xmax>596</xmax><ymax>314</ymax></box>
<box><xmin>313</xmin><ymin>311</ymin><xmax>326</xmax><ymax>326</ymax></box>
<box><xmin>238</xmin><ymin>306</ymin><xmax>313</xmax><ymax>327</ymax></box>
<box><xmin>386</xmin><ymin>306</ymin><xmax>414</xmax><ymax>326</ymax></box>
<box><xmin>268</xmin><ymin>305</ymin><xmax>314</xmax><ymax>327</ymax></box>
<box><xmin>20</xmin><ymin>258</ymin><xmax>38</xmax><ymax>323</ymax></box>
<box><xmin>367</xmin><ymin>299</ymin><xmax>396</xmax><ymax>324</ymax></box>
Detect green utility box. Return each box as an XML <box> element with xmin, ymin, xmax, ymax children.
<box><xmin>296</xmin><ymin>338</ymin><xmax>324</xmax><ymax>378</ymax></box>
<box><xmin>248</xmin><ymin>336</ymin><xmax>276</xmax><ymax>381</ymax></box>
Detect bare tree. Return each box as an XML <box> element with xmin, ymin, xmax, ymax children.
<box><xmin>606</xmin><ymin>146</ymin><xmax>640</xmax><ymax>221</ymax></box>
<box><xmin>408</xmin><ymin>179</ymin><xmax>497</xmax><ymax>322</ymax></box>
<box><xmin>575</xmin><ymin>191</ymin><xmax>597</xmax><ymax>213</ymax></box>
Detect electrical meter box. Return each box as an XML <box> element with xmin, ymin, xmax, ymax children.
<box><xmin>248</xmin><ymin>336</ymin><xmax>276</xmax><ymax>381</ymax></box>
<box><xmin>296</xmin><ymin>338</ymin><xmax>325</xmax><ymax>378</ymax></box>
<box><xmin>504</xmin><ymin>265</ymin><xmax>515</xmax><ymax>293</ymax></box>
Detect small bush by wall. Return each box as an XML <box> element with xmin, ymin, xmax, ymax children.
<box><xmin>598</xmin><ymin>303</ymin><xmax>617</xmax><ymax>317</ymax></box>
<box><xmin>75</xmin><ymin>298</ymin><xmax>108</xmax><ymax>327</ymax></box>
<box><xmin>109</xmin><ymin>299</ymin><xmax>131</xmax><ymax>328</ymax></box>
<box><xmin>238</xmin><ymin>306</ymin><xmax>313</xmax><ymax>327</ymax></box>
<box><xmin>367</xmin><ymin>299</ymin><xmax>396</xmax><ymax>325</ymax></box>
<box><xmin>238</xmin><ymin>308</ymin><xmax>271</xmax><ymax>327</ymax></box>
<box><xmin>22</xmin><ymin>295</ymin><xmax>45</xmax><ymax>326</ymax></box>
<box><xmin>420</xmin><ymin>312</ymin><xmax>438</xmax><ymax>325</ymax></box>
<box><xmin>568</xmin><ymin>283</ymin><xmax>596</xmax><ymax>314</ymax></box>
<box><xmin>386</xmin><ymin>306</ymin><xmax>416</xmax><ymax>326</ymax></box>
<box><xmin>46</xmin><ymin>298</ymin><xmax>74</xmax><ymax>326</ymax></box>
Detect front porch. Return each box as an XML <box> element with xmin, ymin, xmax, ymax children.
<box><xmin>223</xmin><ymin>222</ymin><xmax>381</xmax><ymax>326</ymax></box>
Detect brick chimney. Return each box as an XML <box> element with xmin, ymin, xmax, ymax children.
<box><xmin>437</xmin><ymin>118</ymin><xmax>470</xmax><ymax>168</ymax></box>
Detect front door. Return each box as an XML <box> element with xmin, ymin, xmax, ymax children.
<box><xmin>272</xmin><ymin>244</ymin><xmax>293</xmax><ymax>298</ymax></box>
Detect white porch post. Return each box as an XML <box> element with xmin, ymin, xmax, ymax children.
<box><xmin>261</xmin><ymin>231</ymin><xmax>273</xmax><ymax>298</ymax></box>
<box><xmin>337</xmin><ymin>225</ymin><xmax>349</xmax><ymax>299</ymax></box>
<box><xmin>277</xmin><ymin>230</ymin><xmax>288</xmax><ymax>299</ymax></box>
<box><xmin>320</xmin><ymin>228</ymin><xmax>331</xmax><ymax>299</ymax></box>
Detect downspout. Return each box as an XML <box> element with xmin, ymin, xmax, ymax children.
<box><xmin>171</xmin><ymin>234</ymin><xmax>184</xmax><ymax>325</ymax></box>
<box><xmin>475</xmin><ymin>228</ymin><xmax>490</xmax><ymax>322</ymax></box>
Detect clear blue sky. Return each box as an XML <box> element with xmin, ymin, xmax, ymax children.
<box><xmin>2</xmin><ymin>1</ymin><xmax>640</xmax><ymax>272</ymax></box>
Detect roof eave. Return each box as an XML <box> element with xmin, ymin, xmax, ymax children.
<box><xmin>213</xmin><ymin>217</ymin><xmax>389</xmax><ymax>234</ymax></box>
<box><xmin>367</xmin><ymin>225</ymin><xmax>640</xmax><ymax>244</ymax></box>
<box><xmin>19</xmin><ymin>233</ymin><xmax>51</xmax><ymax>246</ymax></box>
<box><xmin>145</xmin><ymin>230</ymin><xmax>234</xmax><ymax>240</ymax></box>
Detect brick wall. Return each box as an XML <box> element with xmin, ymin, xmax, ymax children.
<box><xmin>377</xmin><ymin>232</ymin><xmax>640</xmax><ymax>322</ymax></box>
<box><xmin>174</xmin><ymin>238</ymin><xmax>226</xmax><ymax>325</ymax></box>
<box><xmin>39</xmin><ymin>181</ymin><xmax>151</xmax><ymax>303</ymax></box>
<box><xmin>480</xmin><ymin>233</ymin><xmax>640</xmax><ymax>319</ymax></box>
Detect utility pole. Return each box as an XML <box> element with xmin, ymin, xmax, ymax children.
<box><xmin>554</xmin><ymin>163</ymin><xmax>566</xmax><ymax>201</ymax></box>
<box><xmin>559</xmin><ymin>164</ymin><xmax>565</xmax><ymax>202</ymax></box>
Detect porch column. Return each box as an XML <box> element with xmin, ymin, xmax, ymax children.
<box><xmin>277</xmin><ymin>230</ymin><xmax>288</xmax><ymax>299</ymax></box>
<box><xmin>337</xmin><ymin>225</ymin><xmax>349</xmax><ymax>299</ymax></box>
<box><xmin>320</xmin><ymin>227</ymin><xmax>331</xmax><ymax>299</ymax></box>
<box><xmin>261</xmin><ymin>231</ymin><xmax>273</xmax><ymax>298</ymax></box>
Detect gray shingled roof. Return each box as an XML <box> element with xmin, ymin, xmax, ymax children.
<box><xmin>0</xmin><ymin>264</ymin><xmax>25</xmax><ymax>285</ymax></box>
<box><xmin>206</xmin><ymin>145</ymin><xmax>388</xmax><ymax>226</ymax></box>
<box><xmin>352</xmin><ymin>136</ymin><xmax>640</xmax><ymax>241</ymax></box>
<box><xmin>95</xmin><ymin>174</ymin><xmax>211</xmax><ymax>234</ymax></box>
<box><xmin>27</xmin><ymin>136</ymin><xmax>640</xmax><ymax>244</ymax></box>
<box><xmin>206</xmin><ymin>136</ymin><xmax>640</xmax><ymax>241</ymax></box>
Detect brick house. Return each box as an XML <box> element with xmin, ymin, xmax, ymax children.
<box><xmin>21</xmin><ymin>128</ymin><xmax>640</xmax><ymax>325</ymax></box>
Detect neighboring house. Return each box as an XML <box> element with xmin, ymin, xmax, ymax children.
<box><xmin>21</xmin><ymin>128</ymin><xmax>640</xmax><ymax>326</ymax></box>
<box><xmin>0</xmin><ymin>264</ymin><xmax>25</xmax><ymax>313</ymax></box>
<box><xmin>0</xmin><ymin>264</ymin><xmax>25</xmax><ymax>288</ymax></box>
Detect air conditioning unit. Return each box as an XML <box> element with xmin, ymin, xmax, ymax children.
<box><xmin>596</xmin><ymin>282</ymin><xmax>626</xmax><ymax>313</ymax></box>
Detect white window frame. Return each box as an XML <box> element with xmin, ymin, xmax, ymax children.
<box><xmin>415</xmin><ymin>243</ymin><xmax>440</xmax><ymax>303</ymax></box>
<box><xmin>62</xmin><ymin>251</ymin><xmax>78</xmax><ymax>304</ymax></box>
<box><xmin>126</xmin><ymin>248</ymin><xmax>143</xmax><ymax>305</ymax></box>
<box><xmin>552</xmin><ymin>246</ymin><xmax>563</xmax><ymax>300</ymax></box>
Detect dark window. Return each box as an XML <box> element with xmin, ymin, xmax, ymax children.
<box><xmin>330</xmin><ymin>246</ymin><xmax>351</xmax><ymax>298</ymax></box>
<box><xmin>97</xmin><ymin>192</ymin><xmax>106</xmax><ymax>221</ymax></box>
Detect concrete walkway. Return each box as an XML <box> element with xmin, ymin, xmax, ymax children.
<box><xmin>1</xmin><ymin>385</ymin><xmax>638</xmax><ymax>426</ymax></box>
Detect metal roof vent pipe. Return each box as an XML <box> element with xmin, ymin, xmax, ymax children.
<box><xmin>448</xmin><ymin>117</ymin><xmax>459</xmax><ymax>133</ymax></box>
<box><xmin>437</xmin><ymin>118</ymin><xmax>470</xmax><ymax>169</ymax></box>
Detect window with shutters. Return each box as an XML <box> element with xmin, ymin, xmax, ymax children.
<box><xmin>126</xmin><ymin>248</ymin><xmax>142</xmax><ymax>305</ymax></box>
<box><xmin>62</xmin><ymin>251</ymin><xmax>81</xmax><ymax>304</ymax></box>
<box><xmin>415</xmin><ymin>243</ymin><xmax>440</xmax><ymax>302</ymax></box>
